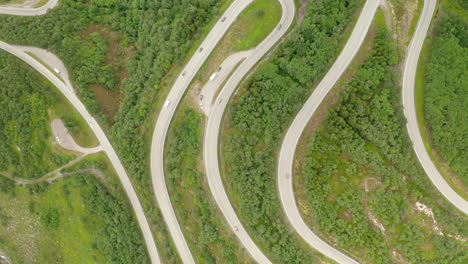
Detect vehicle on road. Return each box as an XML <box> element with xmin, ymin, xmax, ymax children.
<box><xmin>164</xmin><ymin>100</ymin><xmax>171</xmax><ymax>108</ymax></box>
<box><xmin>210</xmin><ymin>73</ymin><xmax>217</xmax><ymax>81</ymax></box>
<box><xmin>53</xmin><ymin>67</ymin><xmax>60</xmax><ymax>74</ymax></box>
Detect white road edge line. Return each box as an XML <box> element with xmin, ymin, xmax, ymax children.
<box><xmin>1</xmin><ymin>3</ymin><xmax>161</xmax><ymax>261</ymax></box>
<box><xmin>277</xmin><ymin>0</ymin><xmax>380</xmax><ymax>263</ymax></box>
<box><xmin>0</xmin><ymin>41</ymin><xmax>161</xmax><ymax>264</ymax></box>
<box><xmin>150</xmin><ymin>1</ymin><xmax>254</xmax><ymax>263</ymax></box>
<box><xmin>0</xmin><ymin>0</ymin><xmax>57</xmax><ymax>16</ymax></box>
<box><xmin>401</xmin><ymin>0</ymin><xmax>468</xmax><ymax>214</ymax></box>
<box><xmin>203</xmin><ymin>0</ymin><xmax>295</xmax><ymax>263</ymax></box>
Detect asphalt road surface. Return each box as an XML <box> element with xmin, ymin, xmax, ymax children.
<box><xmin>401</xmin><ymin>0</ymin><xmax>468</xmax><ymax>215</ymax></box>
<box><xmin>0</xmin><ymin>0</ymin><xmax>57</xmax><ymax>16</ymax></box>
<box><xmin>202</xmin><ymin>0</ymin><xmax>295</xmax><ymax>263</ymax></box>
<box><xmin>150</xmin><ymin>1</ymin><xmax>254</xmax><ymax>263</ymax></box>
<box><xmin>0</xmin><ymin>42</ymin><xmax>161</xmax><ymax>264</ymax></box>
<box><xmin>277</xmin><ymin>0</ymin><xmax>380</xmax><ymax>263</ymax></box>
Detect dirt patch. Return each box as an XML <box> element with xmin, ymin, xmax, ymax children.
<box><xmin>51</xmin><ymin>118</ymin><xmax>101</xmax><ymax>154</ymax></box>
<box><xmin>79</xmin><ymin>24</ymin><xmax>133</xmax><ymax>122</ymax></box>
<box><xmin>387</xmin><ymin>0</ymin><xmax>421</xmax><ymax>47</ymax></box>
<box><xmin>90</xmin><ymin>84</ymin><xmax>121</xmax><ymax>123</ymax></box>
<box><xmin>297</xmin><ymin>0</ymin><xmax>309</xmax><ymax>25</ymax></box>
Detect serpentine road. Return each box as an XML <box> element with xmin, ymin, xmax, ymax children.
<box><xmin>203</xmin><ymin>0</ymin><xmax>294</xmax><ymax>262</ymax></box>
<box><xmin>277</xmin><ymin>0</ymin><xmax>379</xmax><ymax>263</ymax></box>
<box><xmin>0</xmin><ymin>0</ymin><xmax>57</xmax><ymax>16</ymax></box>
<box><xmin>150</xmin><ymin>1</ymin><xmax>255</xmax><ymax>263</ymax></box>
<box><xmin>0</xmin><ymin>4</ymin><xmax>161</xmax><ymax>264</ymax></box>
<box><xmin>402</xmin><ymin>0</ymin><xmax>468</xmax><ymax>215</ymax></box>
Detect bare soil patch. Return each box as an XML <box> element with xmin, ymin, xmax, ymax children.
<box><xmin>79</xmin><ymin>24</ymin><xmax>134</xmax><ymax>123</ymax></box>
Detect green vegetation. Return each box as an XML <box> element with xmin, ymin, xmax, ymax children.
<box><xmin>232</xmin><ymin>0</ymin><xmax>282</xmax><ymax>51</ymax></box>
<box><xmin>161</xmin><ymin>1</ymin><xmax>282</xmax><ymax>262</ymax></box>
<box><xmin>165</xmin><ymin>107</ymin><xmax>253</xmax><ymax>263</ymax></box>
<box><xmin>0</xmin><ymin>1</ymin><xmax>232</xmax><ymax>261</ymax></box>
<box><xmin>421</xmin><ymin>1</ymin><xmax>467</xmax><ymax>186</ymax></box>
<box><xmin>0</xmin><ymin>50</ymin><xmax>95</xmax><ymax>179</ymax></box>
<box><xmin>0</xmin><ymin>158</ymin><xmax>149</xmax><ymax>264</ymax></box>
<box><xmin>195</xmin><ymin>0</ymin><xmax>281</xmax><ymax>87</ymax></box>
<box><xmin>221</xmin><ymin>0</ymin><xmax>361</xmax><ymax>262</ymax></box>
<box><xmin>33</xmin><ymin>0</ymin><xmax>49</xmax><ymax>8</ymax></box>
<box><xmin>0</xmin><ymin>50</ymin><xmax>148</xmax><ymax>263</ymax></box>
<box><xmin>0</xmin><ymin>0</ymin><xmax>18</xmax><ymax>4</ymax></box>
<box><xmin>298</xmin><ymin>15</ymin><xmax>467</xmax><ymax>264</ymax></box>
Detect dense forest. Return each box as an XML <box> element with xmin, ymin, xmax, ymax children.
<box><xmin>222</xmin><ymin>0</ymin><xmax>361</xmax><ymax>262</ymax></box>
<box><xmin>299</xmin><ymin>16</ymin><xmax>467</xmax><ymax>263</ymax></box>
<box><xmin>165</xmin><ymin>107</ymin><xmax>253</xmax><ymax>263</ymax></box>
<box><xmin>0</xmin><ymin>0</ymin><xmax>229</xmax><ymax>261</ymax></box>
<box><xmin>423</xmin><ymin>1</ymin><xmax>467</xmax><ymax>183</ymax></box>
<box><xmin>0</xmin><ymin>51</ymin><xmax>71</xmax><ymax>179</ymax></box>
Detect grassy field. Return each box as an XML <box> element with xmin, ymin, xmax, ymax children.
<box><xmin>0</xmin><ymin>0</ymin><xmax>49</xmax><ymax>7</ymax></box>
<box><xmin>0</xmin><ymin>177</ymin><xmax>109</xmax><ymax>264</ymax></box>
<box><xmin>195</xmin><ymin>0</ymin><xmax>281</xmax><ymax>87</ymax></box>
<box><xmin>232</xmin><ymin>0</ymin><xmax>282</xmax><ymax>51</ymax></box>
<box><xmin>0</xmin><ymin>153</ymin><xmax>150</xmax><ymax>264</ymax></box>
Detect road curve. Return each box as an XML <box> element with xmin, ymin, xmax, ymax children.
<box><xmin>203</xmin><ymin>0</ymin><xmax>294</xmax><ymax>263</ymax></box>
<box><xmin>150</xmin><ymin>1</ymin><xmax>254</xmax><ymax>263</ymax></box>
<box><xmin>277</xmin><ymin>0</ymin><xmax>380</xmax><ymax>263</ymax></box>
<box><xmin>402</xmin><ymin>0</ymin><xmax>468</xmax><ymax>214</ymax></box>
<box><xmin>0</xmin><ymin>42</ymin><xmax>161</xmax><ymax>264</ymax></box>
<box><xmin>0</xmin><ymin>0</ymin><xmax>57</xmax><ymax>16</ymax></box>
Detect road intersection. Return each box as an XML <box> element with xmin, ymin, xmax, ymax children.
<box><xmin>203</xmin><ymin>0</ymin><xmax>294</xmax><ymax>263</ymax></box>
<box><xmin>2</xmin><ymin>0</ymin><xmax>466</xmax><ymax>264</ymax></box>
<box><xmin>150</xmin><ymin>1</ymin><xmax>254</xmax><ymax>263</ymax></box>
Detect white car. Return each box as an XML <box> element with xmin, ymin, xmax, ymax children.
<box><xmin>53</xmin><ymin>67</ymin><xmax>60</xmax><ymax>74</ymax></box>
<box><xmin>88</xmin><ymin>120</ymin><xmax>94</xmax><ymax>128</ymax></box>
<box><xmin>233</xmin><ymin>225</ymin><xmax>239</xmax><ymax>231</ymax></box>
<box><xmin>55</xmin><ymin>136</ymin><xmax>60</xmax><ymax>143</ymax></box>
<box><xmin>209</xmin><ymin>73</ymin><xmax>217</xmax><ymax>81</ymax></box>
<box><xmin>217</xmin><ymin>98</ymin><xmax>222</xmax><ymax>105</ymax></box>
<box><xmin>164</xmin><ymin>100</ymin><xmax>171</xmax><ymax>108</ymax></box>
